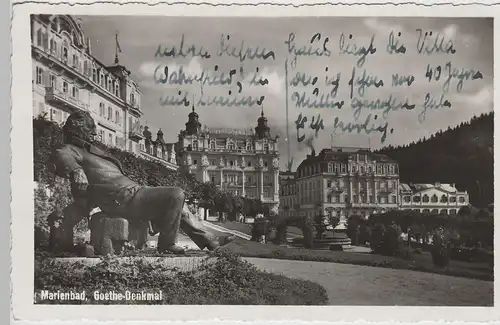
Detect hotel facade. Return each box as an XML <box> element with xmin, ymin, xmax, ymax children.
<box><xmin>283</xmin><ymin>147</ymin><xmax>400</xmax><ymax>228</ymax></box>
<box><xmin>31</xmin><ymin>14</ymin><xmax>177</xmax><ymax>170</ymax></box>
<box><xmin>279</xmin><ymin>147</ymin><xmax>470</xmax><ymax>225</ymax></box>
<box><xmin>176</xmin><ymin>106</ymin><xmax>280</xmax><ymax>211</ymax></box>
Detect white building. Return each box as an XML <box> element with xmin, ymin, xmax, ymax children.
<box><xmin>399</xmin><ymin>183</ymin><xmax>469</xmax><ymax>215</ymax></box>
<box><xmin>176</xmin><ymin>105</ymin><xmax>280</xmax><ymax>210</ymax></box>
<box><xmin>293</xmin><ymin>147</ymin><xmax>400</xmax><ymax>228</ymax></box>
<box><xmin>31</xmin><ymin>14</ymin><xmax>177</xmax><ymax>170</ymax></box>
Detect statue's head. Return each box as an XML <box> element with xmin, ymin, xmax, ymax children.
<box><xmin>63</xmin><ymin>110</ymin><xmax>97</xmax><ymax>143</ymax></box>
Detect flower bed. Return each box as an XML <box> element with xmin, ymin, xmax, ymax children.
<box><xmin>34</xmin><ymin>251</ymin><xmax>329</xmax><ymax>305</ymax></box>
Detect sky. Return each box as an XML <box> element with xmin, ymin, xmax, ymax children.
<box><xmin>78</xmin><ymin>16</ymin><xmax>493</xmax><ymax>171</ymax></box>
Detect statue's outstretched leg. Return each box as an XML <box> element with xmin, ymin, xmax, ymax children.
<box><xmin>179</xmin><ymin>206</ymin><xmax>236</xmax><ymax>251</ymax></box>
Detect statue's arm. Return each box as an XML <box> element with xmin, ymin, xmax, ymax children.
<box><xmin>51</xmin><ymin>145</ymin><xmax>89</xmax><ymax>200</ymax></box>
<box><xmin>50</xmin><ymin>145</ymin><xmax>84</xmax><ymax>179</ymax></box>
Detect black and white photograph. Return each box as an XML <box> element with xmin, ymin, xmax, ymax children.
<box><xmin>9</xmin><ymin>1</ymin><xmax>497</xmax><ymax>321</ymax></box>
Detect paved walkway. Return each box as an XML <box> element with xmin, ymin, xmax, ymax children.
<box><xmin>244</xmin><ymin>257</ymin><xmax>493</xmax><ymax>306</ymax></box>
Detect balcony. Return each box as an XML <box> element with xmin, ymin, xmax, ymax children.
<box><xmin>44</xmin><ymin>87</ymin><xmax>89</xmax><ymax>112</ymax></box>
<box><xmin>329</xmin><ymin>187</ymin><xmax>344</xmax><ymax>193</ymax></box>
<box><xmin>128</xmin><ymin>129</ymin><xmax>144</xmax><ymax>141</ymax></box>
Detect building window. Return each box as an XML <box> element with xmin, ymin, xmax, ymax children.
<box><xmin>391</xmin><ymin>195</ymin><xmax>397</xmax><ymax>203</ymax></box>
<box><xmin>62</xmin><ymin>46</ymin><xmax>68</xmax><ymax>62</ymax></box>
<box><xmin>107</xmin><ymin>107</ymin><xmax>113</xmax><ymax>120</ymax></box>
<box><xmin>450</xmin><ymin>209</ymin><xmax>457</xmax><ymax>215</ymax></box>
<box><xmin>449</xmin><ymin>196</ymin><xmax>457</xmax><ymax>203</ymax></box>
<box><xmin>247</xmin><ymin>161</ymin><xmax>251</xmax><ymax>167</ymax></box>
<box><xmin>422</xmin><ymin>195</ymin><xmax>429</xmax><ymax>203</ymax></box>
<box><xmin>263</xmin><ymin>143</ymin><xmax>269</xmax><ymax>152</ymax></box>
<box><xmin>328</xmin><ymin>162</ymin><xmax>333</xmax><ymax>173</ymax></box>
<box><xmin>36</xmin><ymin>67</ymin><xmax>44</xmax><ymax>85</ymax></box>
<box><xmin>98</xmin><ymin>129</ymin><xmax>105</xmax><ymax>142</ymax></box>
<box><xmin>440</xmin><ymin>195</ymin><xmax>448</xmax><ymax>203</ymax></box>
<box><xmin>413</xmin><ymin>196</ymin><xmax>421</xmax><ymax>203</ymax></box>
<box><xmin>264</xmin><ymin>161</ymin><xmax>268</xmax><ymax>167</ymax></box>
<box><xmin>458</xmin><ymin>196</ymin><xmax>465</xmax><ymax>203</ymax></box>
<box><xmin>246</xmin><ymin>143</ymin><xmax>252</xmax><ymax>151</ymax></box>
<box><xmin>404</xmin><ymin>196</ymin><xmax>411</xmax><ymax>203</ymax></box>
<box><xmin>92</xmin><ymin>69</ymin><xmax>97</xmax><ymax>82</ymax></box>
<box><xmin>49</xmin><ymin>39</ymin><xmax>57</xmax><ymax>54</ymax></box>
<box><xmin>115</xmin><ymin>111</ymin><xmax>120</xmax><ymax>125</ymax></box>
<box><xmin>192</xmin><ymin>141</ymin><xmax>198</xmax><ymax>151</ymax></box>
<box><xmin>108</xmin><ymin>133</ymin><xmax>113</xmax><ymax>145</ymax></box>
<box><xmin>50</xmin><ymin>74</ymin><xmax>56</xmax><ymax>88</ymax></box>
<box><xmin>99</xmin><ymin>103</ymin><xmax>105</xmax><ymax>116</ymax></box>
<box><xmin>327</xmin><ymin>180</ymin><xmax>331</xmax><ymax>188</ymax></box>
<box><xmin>72</xmin><ymin>86</ymin><xmax>79</xmax><ymax>99</ymax></box>
<box><xmin>36</xmin><ymin>29</ymin><xmax>43</xmax><ymax>46</ymax></box>
<box><xmin>115</xmin><ymin>84</ymin><xmax>120</xmax><ymax>96</ymax></box>
<box><xmin>62</xmin><ymin>81</ymin><xmax>68</xmax><ymax>94</ymax></box>
<box><xmin>193</xmin><ymin>159</ymin><xmax>197</xmax><ymax>165</ymax></box>
<box><xmin>430</xmin><ymin>194</ymin><xmax>438</xmax><ymax>203</ymax></box>
<box><xmin>228</xmin><ymin>143</ymin><xmax>235</xmax><ymax>150</ymax></box>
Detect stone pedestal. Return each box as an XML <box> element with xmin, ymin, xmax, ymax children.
<box><xmin>90</xmin><ymin>213</ymin><xmax>129</xmax><ymax>255</ymax></box>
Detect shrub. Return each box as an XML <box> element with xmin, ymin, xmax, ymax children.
<box><xmin>34</xmin><ymin>250</ymin><xmax>328</xmax><ymax>305</ymax></box>
<box><xmin>380</xmin><ymin>224</ymin><xmax>402</xmax><ymax>256</ymax></box>
<box><xmin>301</xmin><ymin>216</ymin><xmax>315</xmax><ymax>249</ymax></box>
<box><xmin>431</xmin><ymin>227</ymin><xmax>450</xmax><ymax>268</ymax></box>
<box><xmin>370</xmin><ymin>223</ymin><xmax>386</xmax><ymax>253</ymax></box>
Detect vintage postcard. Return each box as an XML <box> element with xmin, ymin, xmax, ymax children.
<box><xmin>9</xmin><ymin>0</ymin><xmax>499</xmax><ymax>323</ymax></box>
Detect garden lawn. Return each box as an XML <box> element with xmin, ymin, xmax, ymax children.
<box><xmin>220</xmin><ymin>239</ymin><xmax>493</xmax><ymax>281</ymax></box>
<box><xmin>246</xmin><ymin>257</ymin><xmax>493</xmax><ymax>306</ymax></box>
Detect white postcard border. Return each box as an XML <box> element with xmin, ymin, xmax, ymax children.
<box><xmin>10</xmin><ymin>0</ymin><xmax>500</xmax><ymax>322</ymax></box>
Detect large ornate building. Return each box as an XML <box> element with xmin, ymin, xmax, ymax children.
<box><xmin>177</xmin><ymin>105</ymin><xmax>280</xmax><ymax>209</ymax></box>
<box><xmin>399</xmin><ymin>183</ymin><xmax>469</xmax><ymax>215</ymax></box>
<box><xmin>31</xmin><ymin>14</ymin><xmax>177</xmax><ymax>170</ymax></box>
<box><xmin>287</xmin><ymin>147</ymin><xmax>400</xmax><ymax>228</ymax></box>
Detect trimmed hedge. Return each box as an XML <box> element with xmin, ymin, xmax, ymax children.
<box><xmin>34</xmin><ymin>250</ymin><xmax>329</xmax><ymax>305</ymax></box>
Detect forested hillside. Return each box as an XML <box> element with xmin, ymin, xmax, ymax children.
<box><xmin>376</xmin><ymin>112</ymin><xmax>494</xmax><ymax>207</ymax></box>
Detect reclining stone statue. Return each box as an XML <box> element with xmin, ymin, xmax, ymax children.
<box><xmin>50</xmin><ymin>110</ymin><xmax>235</xmax><ymax>254</ymax></box>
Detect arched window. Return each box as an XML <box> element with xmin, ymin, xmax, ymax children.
<box><xmin>440</xmin><ymin>195</ymin><xmax>448</xmax><ymax>203</ymax></box>
<box><xmin>422</xmin><ymin>194</ymin><xmax>429</xmax><ymax>203</ymax></box>
<box><xmin>431</xmin><ymin>194</ymin><xmax>438</xmax><ymax>203</ymax></box>
<box><xmin>107</xmin><ymin>106</ymin><xmax>113</xmax><ymax>120</ymax></box>
<box><xmin>92</xmin><ymin>68</ymin><xmax>97</xmax><ymax>82</ymax></box>
<box><xmin>210</xmin><ymin>141</ymin><xmax>215</xmax><ymax>149</ymax></box>
<box><xmin>431</xmin><ymin>209</ymin><xmax>439</xmax><ymax>214</ymax></box>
